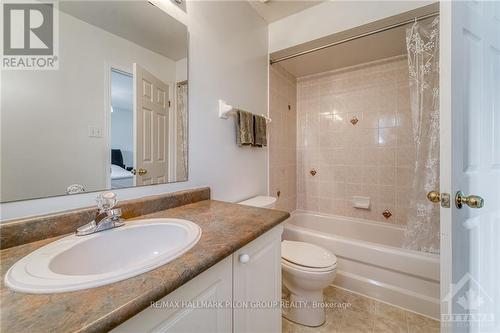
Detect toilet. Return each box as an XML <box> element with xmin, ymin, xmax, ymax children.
<box><xmin>237</xmin><ymin>195</ymin><xmax>277</xmax><ymax>209</ymax></box>
<box><xmin>238</xmin><ymin>196</ymin><xmax>337</xmax><ymax>327</ymax></box>
<box><xmin>281</xmin><ymin>240</ymin><xmax>337</xmax><ymax>326</ymax></box>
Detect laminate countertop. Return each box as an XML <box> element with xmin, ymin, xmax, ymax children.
<box><xmin>0</xmin><ymin>200</ymin><xmax>289</xmax><ymax>333</ymax></box>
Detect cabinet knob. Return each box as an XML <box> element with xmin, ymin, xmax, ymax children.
<box><xmin>239</xmin><ymin>254</ymin><xmax>250</xmax><ymax>264</ymax></box>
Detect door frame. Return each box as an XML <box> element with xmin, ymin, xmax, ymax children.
<box><xmin>439</xmin><ymin>1</ymin><xmax>452</xmax><ymax>327</ymax></box>
<box><xmin>167</xmin><ymin>82</ymin><xmax>177</xmax><ymax>182</ymax></box>
<box><xmin>104</xmin><ymin>62</ymin><xmax>133</xmax><ymax>189</ymax></box>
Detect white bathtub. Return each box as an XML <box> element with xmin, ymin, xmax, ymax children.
<box><xmin>282</xmin><ymin>210</ymin><xmax>440</xmax><ymax>319</ymax></box>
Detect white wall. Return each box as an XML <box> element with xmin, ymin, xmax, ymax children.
<box><xmin>1</xmin><ymin>10</ymin><xmax>176</xmax><ymax>202</ymax></box>
<box><xmin>0</xmin><ymin>1</ymin><xmax>269</xmax><ymax>220</ymax></box>
<box><xmin>176</xmin><ymin>58</ymin><xmax>188</xmax><ymax>82</ymax></box>
<box><xmin>268</xmin><ymin>0</ymin><xmax>433</xmax><ymax>53</ymax></box>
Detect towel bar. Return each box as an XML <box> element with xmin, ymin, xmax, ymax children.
<box><xmin>218</xmin><ymin>99</ymin><xmax>271</xmax><ymax>123</ymax></box>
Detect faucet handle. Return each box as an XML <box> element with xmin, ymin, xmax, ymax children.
<box><xmin>96</xmin><ymin>192</ymin><xmax>117</xmax><ymax>213</ymax></box>
<box><xmin>107</xmin><ymin>208</ymin><xmax>122</xmax><ymax>219</ymax></box>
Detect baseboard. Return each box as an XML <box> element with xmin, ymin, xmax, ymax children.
<box><xmin>333</xmin><ymin>270</ymin><xmax>440</xmax><ymax>320</ymax></box>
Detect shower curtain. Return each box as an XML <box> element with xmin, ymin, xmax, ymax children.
<box><xmin>176</xmin><ymin>82</ymin><xmax>188</xmax><ymax>180</ymax></box>
<box><xmin>403</xmin><ymin>17</ymin><xmax>440</xmax><ymax>254</ymax></box>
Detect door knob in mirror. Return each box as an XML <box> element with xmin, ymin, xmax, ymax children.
<box><xmin>131</xmin><ymin>168</ymin><xmax>148</xmax><ymax>176</ymax></box>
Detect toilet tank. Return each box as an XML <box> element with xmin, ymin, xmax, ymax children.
<box><xmin>238</xmin><ymin>196</ymin><xmax>277</xmax><ymax>209</ymax></box>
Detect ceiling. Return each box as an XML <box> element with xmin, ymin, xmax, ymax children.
<box><xmin>274</xmin><ymin>23</ymin><xmax>410</xmax><ymax>78</ymax></box>
<box><xmin>60</xmin><ymin>1</ymin><xmax>188</xmax><ymax>61</ymax></box>
<box><xmin>270</xmin><ymin>4</ymin><xmax>438</xmax><ymax>78</ymax></box>
<box><xmin>248</xmin><ymin>0</ymin><xmax>322</xmax><ymax>23</ymax></box>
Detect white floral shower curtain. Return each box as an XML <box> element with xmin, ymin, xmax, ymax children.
<box><xmin>403</xmin><ymin>17</ymin><xmax>440</xmax><ymax>254</ymax></box>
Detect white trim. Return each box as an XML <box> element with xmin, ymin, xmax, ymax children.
<box><xmin>332</xmin><ymin>281</ymin><xmax>439</xmax><ymax>321</ymax></box>
<box><xmin>266</xmin><ymin>52</ymin><xmax>271</xmax><ymax>197</ymax></box>
<box><xmin>439</xmin><ymin>2</ymin><xmax>452</xmax><ymax>329</ymax></box>
<box><xmin>132</xmin><ymin>64</ymin><xmax>137</xmax><ymax>187</ymax></box>
<box><xmin>168</xmin><ymin>83</ymin><xmax>177</xmax><ymax>181</ymax></box>
<box><xmin>334</xmin><ymin>271</ymin><xmax>440</xmax><ymax>320</ymax></box>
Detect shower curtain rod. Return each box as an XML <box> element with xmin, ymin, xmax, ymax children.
<box><xmin>270</xmin><ymin>11</ymin><xmax>439</xmax><ymax>65</ymax></box>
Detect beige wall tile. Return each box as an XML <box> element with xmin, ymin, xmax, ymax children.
<box><xmin>269</xmin><ymin>64</ymin><xmax>297</xmax><ymax>212</ymax></box>
<box><xmin>296</xmin><ymin>56</ymin><xmax>417</xmax><ymax>226</ymax></box>
<box><xmin>275</xmin><ymin>55</ymin><xmax>439</xmax><ymax>230</ymax></box>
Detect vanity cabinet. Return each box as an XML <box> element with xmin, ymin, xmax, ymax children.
<box><xmin>233</xmin><ymin>225</ymin><xmax>282</xmax><ymax>333</ymax></box>
<box><xmin>113</xmin><ymin>225</ymin><xmax>283</xmax><ymax>333</ymax></box>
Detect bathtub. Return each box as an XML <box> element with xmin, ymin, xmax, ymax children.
<box><xmin>282</xmin><ymin>210</ymin><xmax>440</xmax><ymax>319</ymax></box>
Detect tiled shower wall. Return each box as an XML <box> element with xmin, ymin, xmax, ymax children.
<box><xmin>269</xmin><ymin>64</ymin><xmax>297</xmax><ymax>212</ymax></box>
<box><xmin>296</xmin><ymin>56</ymin><xmax>415</xmax><ymax>225</ymax></box>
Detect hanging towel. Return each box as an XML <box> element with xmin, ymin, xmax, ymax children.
<box><xmin>235</xmin><ymin>110</ymin><xmax>254</xmax><ymax>146</ymax></box>
<box><xmin>253</xmin><ymin>115</ymin><xmax>267</xmax><ymax>147</ymax></box>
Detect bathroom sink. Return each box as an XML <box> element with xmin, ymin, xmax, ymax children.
<box><xmin>5</xmin><ymin>218</ymin><xmax>201</xmax><ymax>293</ymax></box>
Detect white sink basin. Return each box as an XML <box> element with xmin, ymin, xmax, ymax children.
<box><xmin>5</xmin><ymin>218</ymin><xmax>201</xmax><ymax>294</ymax></box>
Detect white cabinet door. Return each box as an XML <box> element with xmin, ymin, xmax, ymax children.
<box><xmin>233</xmin><ymin>225</ymin><xmax>283</xmax><ymax>333</ymax></box>
<box><xmin>112</xmin><ymin>256</ymin><xmax>232</xmax><ymax>333</ymax></box>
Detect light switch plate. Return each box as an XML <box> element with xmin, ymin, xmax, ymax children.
<box><xmin>88</xmin><ymin>126</ymin><xmax>104</xmax><ymax>138</ymax></box>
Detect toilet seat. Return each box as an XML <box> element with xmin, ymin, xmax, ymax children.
<box><xmin>281</xmin><ymin>258</ymin><xmax>336</xmax><ymax>273</ymax></box>
<box><xmin>281</xmin><ymin>240</ymin><xmax>337</xmax><ymax>270</ymax></box>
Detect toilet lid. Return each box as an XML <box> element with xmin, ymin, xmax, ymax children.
<box><xmin>281</xmin><ymin>240</ymin><xmax>337</xmax><ymax>269</ymax></box>
<box><xmin>238</xmin><ymin>196</ymin><xmax>276</xmax><ymax>208</ymax></box>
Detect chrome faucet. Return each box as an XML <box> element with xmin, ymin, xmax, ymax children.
<box><xmin>76</xmin><ymin>192</ymin><xmax>125</xmax><ymax>236</ymax></box>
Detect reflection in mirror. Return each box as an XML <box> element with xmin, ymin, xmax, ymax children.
<box><xmin>1</xmin><ymin>1</ymin><xmax>188</xmax><ymax>202</ymax></box>
<box><xmin>111</xmin><ymin>69</ymin><xmax>134</xmax><ymax>189</ymax></box>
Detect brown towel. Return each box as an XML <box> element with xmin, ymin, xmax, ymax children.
<box><xmin>236</xmin><ymin>110</ymin><xmax>254</xmax><ymax>146</ymax></box>
<box><xmin>253</xmin><ymin>115</ymin><xmax>267</xmax><ymax>147</ymax></box>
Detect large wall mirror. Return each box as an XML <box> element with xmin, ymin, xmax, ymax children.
<box><xmin>1</xmin><ymin>1</ymin><xmax>188</xmax><ymax>202</ymax></box>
